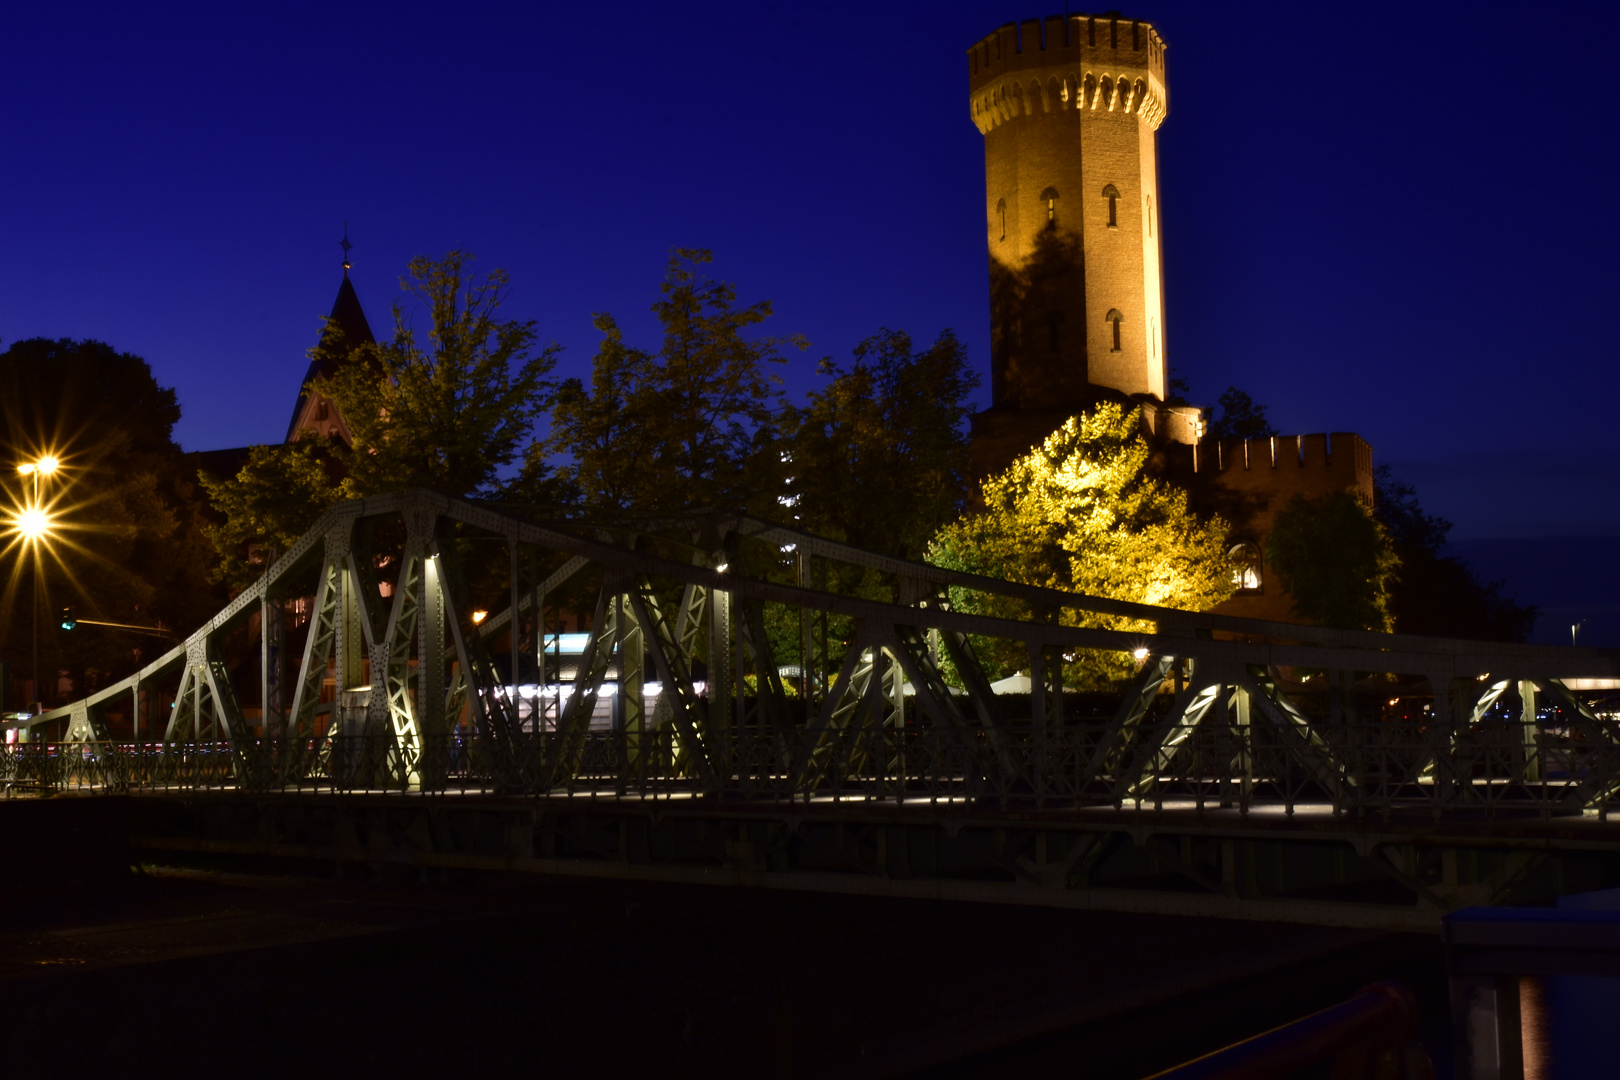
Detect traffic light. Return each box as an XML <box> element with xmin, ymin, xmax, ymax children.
<box><xmin>60</xmin><ymin>606</ymin><xmax>76</xmax><ymax>631</ymax></box>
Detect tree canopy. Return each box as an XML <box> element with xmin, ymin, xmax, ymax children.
<box><xmin>539</xmin><ymin>249</ymin><xmax>800</xmax><ymax>519</ymax></box>
<box><xmin>1374</xmin><ymin>466</ymin><xmax>1536</xmax><ymax>641</ymax></box>
<box><xmin>929</xmin><ymin>404</ymin><xmax>1235</xmax><ymax>687</ymax></box>
<box><xmin>198</xmin><ymin>439</ymin><xmax>343</xmax><ymax>590</ymax></box>
<box><xmin>1204</xmin><ymin>387</ymin><xmax>1277</xmax><ymax>441</ymax></box>
<box><xmin>782</xmin><ymin>329</ymin><xmax>978</xmax><ymax>560</ymax></box>
<box><xmin>1265</xmin><ymin>491</ymin><xmax>1400</xmax><ymax>632</ymax></box>
<box><xmin>0</xmin><ymin>338</ymin><xmax>223</xmax><ymax>705</ymax></box>
<box><xmin>202</xmin><ymin>252</ymin><xmax>559</xmax><ymax>589</ymax></box>
<box><xmin>321</xmin><ymin>251</ymin><xmax>559</xmax><ymax>499</ymax></box>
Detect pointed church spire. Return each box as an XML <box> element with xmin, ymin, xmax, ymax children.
<box><xmin>286</xmin><ymin>241</ymin><xmax>376</xmax><ymax>443</ymax></box>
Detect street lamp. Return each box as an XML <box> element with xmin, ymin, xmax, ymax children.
<box><xmin>14</xmin><ymin>456</ymin><xmax>61</xmax><ymax>715</ymax></box>
<box><xmin>18</xmin><ymin>456</ymin><xmax>58</xmax><ymax>502</ymax></box>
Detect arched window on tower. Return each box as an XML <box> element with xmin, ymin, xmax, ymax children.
<box><xmin>1105</xmin><ymin>308</ymin><xmax>1123</xmax><ymax>352</ymax></box>
<box><xmin>1040</xmin><ymin>186</ymin><xmax>1059</xmax><ymax>226</ymax></box>
<box><xmin>995</xmin><ymin>198</ymin><xmax>1006</xmax><ymax>241</ymax></box>
<box><xmin>1102</xmin><ymin>184</ymin><xmax>1121</xmax><ymax>228</ymax></box>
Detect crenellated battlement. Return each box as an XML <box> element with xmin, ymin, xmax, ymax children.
<box><xmin>968</xmin><ymin>14</ymin><xmax>1168</xmax><ymax>133</ymax></box>
<box><xmin>1188</xmin><ymin>432</ymin><xmax>1376</xmax><ymax>505</ymax></box>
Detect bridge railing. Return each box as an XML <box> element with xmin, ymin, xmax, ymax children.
<box><xmin>7</xmin><ymin>709</ymin><xmax>1618</xmax><ymax>818</ymax></box>
<box><xmin>8</xmin><ymin>490</ymin><xmax>1618</xmax><ymax>823</ymax></box>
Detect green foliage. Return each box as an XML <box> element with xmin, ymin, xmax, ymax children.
<box><xmin>1373</xmin><ymin>466</ymin><xmax>1535</xmax><ymax>641</ymax></box>
<box><xmin>929</xmin><ymin>404</ymin><xmax>1235</xmax><ymax>688</ymax></box>
<box><xmin>783</xmin><ymin>328</ymin><xmax>979</xmax><ymax>560</ymax></box>
<box><xmin>198</xmin><ymin>440</ymin><xmax>343</xmax><ymax>590</ymax></box>
<box><xmin>1204</xmin><ymin>387</ymin><xmax>1277</xmax><ymax>440</ymax></box>
<box><xmin>540</xmin><ymin>249</ymin><xmax>801</xmax><ymax>518</ymax></box>
<box><xmin>322</xmin><ymin>250</ymin><xmax>560</xmax><ymax>499</ymax></box>
<box><xmin>0</xmin><ymin>338</ymin><xmax>225</xmax><ymax>704</ymax></box>
<box><xmin>1265</xmin><ymin>491</ymin><xmax>1400</xmax><ymax>632</ymax></box>
<box><xmin>203</xmin><ymin>252</ymin><xmax>561</xmax><ymax>593</ymax></box>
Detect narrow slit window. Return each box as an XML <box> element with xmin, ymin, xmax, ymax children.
<box><xmin>1102</xmin><ymin>184</ymin><xmax>1121</xmax><ymax>228</ymax></box>
<box><xmin>1105</xmin><ymin>308</ymin><xmax>1123</xmax><ymax>352</ymax></box>
<box><xmin>1146</xmin><ymin>194</ymin><xmax>1153</xmax><ymax>237</ymax></box>
<box><xmin>995</xmin><ymin>198</ymin><xmax>1006</xmax><ymax>241</ymax></box>
<box><xmin>1040</xmin><ymin>186</ymin><xmax>1059</xmax><ymax>226</ymax></box>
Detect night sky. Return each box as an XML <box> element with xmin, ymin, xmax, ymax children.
<box><xmin>3</xmin><ymin>2</ymin><xmax>1617</xmax><ymax>640</ymax></box>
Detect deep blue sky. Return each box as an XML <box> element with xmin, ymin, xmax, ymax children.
<box><xmin>3</xmin><ymin>1</ymin><xmax>1617</xmax><ymax>549</ymax></box>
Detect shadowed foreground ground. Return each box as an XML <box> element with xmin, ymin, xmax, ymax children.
<box><xmin>1</xmin><ymin>856</ymin><xmax>1450</xmax><ymax>1079</ymax></box>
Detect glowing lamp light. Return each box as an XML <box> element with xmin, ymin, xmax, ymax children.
<box><xmin>12</xmin><ymin>505</ymin><xmax>52</xmax><ymax>541</ymax></box>
<box><xmin>715</xmin><ymin>562</ymin><xmax>729</xmax><ymax>574</ymax></box>
<box><xmin>1132</xmin><ymin>647</ymin><xmax>1149</xmax><ymax>661</ymax></box>
<box><xmin>471</xmin><ymin>610</ymin><xmax>489</xmax><ymax>625</ymax></box>
<box><xmin>18</xmin><ymin>457</ymin><xmax>58</xmax><ymax>477</ymax></box>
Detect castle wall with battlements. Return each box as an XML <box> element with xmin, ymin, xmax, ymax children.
<box><xmin>1165</xmin><ymin>433</ymin><xmax>1376</xmax><ymax>623</ymax></box>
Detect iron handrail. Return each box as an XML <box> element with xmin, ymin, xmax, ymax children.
<box><xmin>1144</xmin><ymin>981</ymin><xmax>1426</xmax><ymax>1080</ymax></box>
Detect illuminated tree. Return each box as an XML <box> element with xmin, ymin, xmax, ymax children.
<box><xmin>929</xmin><ymin>404</ymin><xmax>1235</xmax><ymax>687</ymax></box>
<box><xmin>1265</xmin><ymin>491</ymin><xmax>1399</xmax><ymax>632</ymax></box>
<box><xmin>539</xmin><ymin>249</ymin><xmax>801</xmax><ymax>518</ymax></box>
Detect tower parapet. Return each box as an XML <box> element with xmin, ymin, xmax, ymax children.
<box><xmin>968</xmin><ymin>16</ymin><xmax>1168</xmax><ymax>135</ymax></box>
<box><xmin>970</xmin><ymin>13</ymin><xmax>1169</xmax><ymax>415</ymax></box>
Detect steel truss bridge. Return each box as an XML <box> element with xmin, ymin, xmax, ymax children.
<box><xmin>6</xmin><ymin>490</ymin><xmax>1620</xmax><ymax>930</ymax></box>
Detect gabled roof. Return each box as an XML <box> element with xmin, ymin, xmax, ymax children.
<box><xmin>285</xmin><ymin>274</ymin><xmax>376</xmax><ymax>442</ymax></box>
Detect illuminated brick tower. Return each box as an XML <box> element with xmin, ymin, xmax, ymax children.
<box><xmin>968</xmin><ymin>13</ymin><xmax>1187</xmax><ymax>477</ymax></box>
<box><xmin>963</xmin><ymin>15</ymin><xmax>1377</xmax><ymax>627</ymax></box>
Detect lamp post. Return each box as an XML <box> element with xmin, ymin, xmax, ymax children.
<box><xmin>16</xmin><ymin>457</ymin><xmax>58</xmax><ymax>715</ymax></box>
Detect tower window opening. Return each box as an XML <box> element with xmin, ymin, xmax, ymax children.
<box><xmin>1102</xmin><ymin>184</ymin><xmax>1120</xmax><ymax>228</ymax></box>
<box><xmin>1146</xmin><ymin>194</ymin><xmax>1153</xmax><ymax>237</ymax></box>
<box><xmin>1040</xmin><ymin>186</ymin><xmax>1059</xmax><ymax>226</ymax></box>
<box><xmin>995</xmin><ymin>198</ymin><xmax>1006</xmax><ymax>241</ymax></box>
<box><xmin>1228</xmin><ymin>542</ymin><xmax>1263</xmax><ymax>592</ymax></box>
<box><xmin>1105</xmin><ymin>309</ymin><xmax>1123</xmax><ymax>352</ymax></box>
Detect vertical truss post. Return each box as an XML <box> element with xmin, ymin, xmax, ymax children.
<box><xmin>1432</xmin><ymin>671</ymin><xmax>1481</xmax><ymax>811</ymax></box>
<box><xmin>627</xmin><ymin>579</ymin><xmax>719</xmax><ymax>789</ymax></box>
<box><xmin>418</xmin><ymin>543</ymin><xmax>449</xmax><ymax>779</ymax></box>
<box><xmin>262</xmin><ymin>591</ymin><xmax>284</xmax><ymax>739</ymax></box>
<box><xmin>797</xmin><ymin>550</ymin><xmax>812</xmax><ymax>702</ymax></box>
<box><xmin>282</xmin><ymin>554</ymin><xmax>342</xmax><ymax>790</ymax></box>
<box><xmin>334</xmin><ymin>553</ymin><xmax>363</xmax><ymax>737</ymax></box>
<box><xmin>1519</xmin><ymin>679</ymin><xmax>1541</xmax><ymax>784</ymax></box>
<box><xmin>619</xmin><ymin>592</ymin><xmax>646</xmax><ymax>778</ymax></box>
<box><xmin>709</xmin><ymin>572</ymin><xmax>734</xmax><ymax>754</ymax></box>
<box><xmin>882</xmin><ymin>644</ymin><xmax>906</xmax><ymax>802</ymax></box>
<box><xmin>814</xmin><ymin>556</ymin><xmax>829</xmax><ymax>710</ymax></box>
<box><xmin>509</xmin><ymin>537</ymin><xmax>521</xmax><ymax>716</ymax></box>
<box><xmin>1228</xmin><ymin>682</ymin><xmax>1252</xmax><ymax>810</ymax></box>
<box><xmin>1029</xmin><ymin>643</ymin><xmax>1064</xmax><ymax>801</ymax></box>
